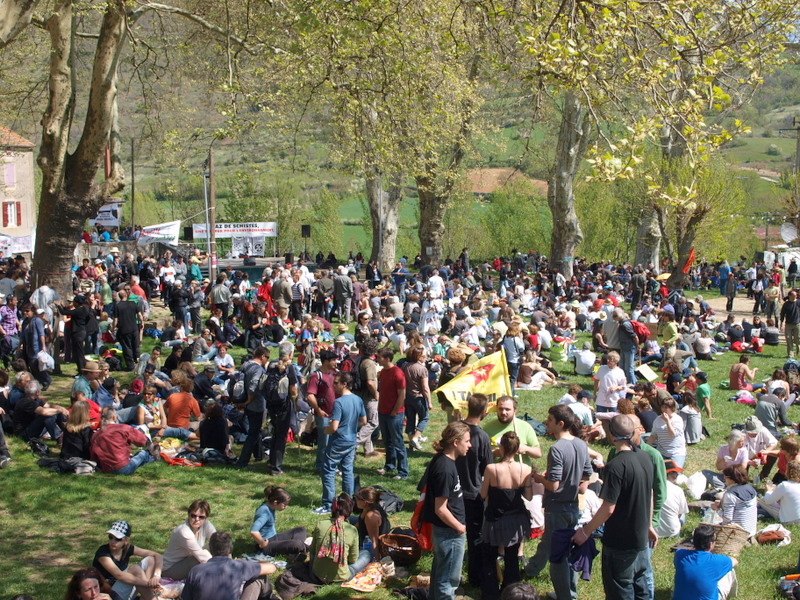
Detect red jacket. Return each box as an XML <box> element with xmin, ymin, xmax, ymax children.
<box><xmin>90</xmin><ymin>423</ymin><xmax>149</xmax><ymax>472</ymax></box>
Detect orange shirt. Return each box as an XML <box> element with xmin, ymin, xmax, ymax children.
<box><xmin>164</xmin><ymin>392</ymin><xmax>201</xmax><ymax>429</ymax></box>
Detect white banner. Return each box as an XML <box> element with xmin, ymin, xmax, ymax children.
<box><xmin>231</xmin><ymin>236</ymin><xmax>266</xmax><ymax>257</ymax></box>
<box><xmin>0</xmin><ymin>232</ymin><xmax>34</xmax><ymax>255</ymax></box>
<box><xmin>89</xmin><ymin>202</ymin><xmax>122</xmax><ymax>227</ymax></box>
<box><xmin>137</xmin><ymin>220</ymin><xmax>181</xmax><ymax>246</ymax></box>
<box><xmin>193</xmin><ymin>222</ymin><xmax>277</xmax><ymax>239</ymax></box>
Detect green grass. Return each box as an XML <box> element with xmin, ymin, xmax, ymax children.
<box><xmin>3</xmin><ymin>312</ymin><xmax>800</xmax><ymax>599</ymax></box>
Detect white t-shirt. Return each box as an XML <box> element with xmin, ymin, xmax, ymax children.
<box><xmin>568</xmin><ymin>402</ymin><xmax>594</xmax><ymax>427</ymax></box>
<box><xmin>427</xmin><ymin>275</ymin><xmax>444</xmax><ymax>298</ymax></box>
<box><xmin>762</xmin><ymin>480</ymin><xmax>800</xmax><ymax>524</ymax></box>
<box><xmin>746</xmin><ymin>428</ymin><xmax>778</xmax><ymax>459</ymax></box>
<box><xmin>655</xmin><ymin>480</ymin><xmax>689</xmax><ymax>538</ymax></box>
<box><xmin>593</xmin><ymin>365</ymin><xmax>627</xmax><ymax>409</ymax></box>
<box><xmin>213</xmin><ymin>353</ymin><xmax>235</xmax><ymax>377</ymax></box>
<box><xmin>574</xmin><ymin>349</ymin><xmax>596</xmax><ymax>375</ymax></box>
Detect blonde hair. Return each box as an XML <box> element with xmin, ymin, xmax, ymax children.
<box><xmin>66</xmin><ymin>400</ymin><xmax>91</xmax><ymax>433</ymax></box>
<box><xmin>433</xmin><ymin>421</ymin><xmax>470</xmax><ymax>453</ymax></box>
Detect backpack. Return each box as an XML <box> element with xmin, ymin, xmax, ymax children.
<box><xmin>784</xmin><ymin>359</ymin><xmax>800</xmax><ymax>375</ymax></box>
<box><xmin>227</xmin><ymin>370</ymin><xmax>247</xmax><ymax>404</ymax></box>
<box><xmin>373</xmin><ymin>485</ymin><xmax>404</xmax><ymax>514</ymax></box>
<box><xmin>264</xmin><ymin>360</ymin><xmax>292</xmax><ymax>414</ymax></box>
<box><xmin>340</xmin><ymin>354</ymin><xmax>365</xmax><ymax>393</ymax></box>
<box><xmin>631</xmin><ymin>320</ymin><xmax>651</xmax><ymax>345</ymax></box>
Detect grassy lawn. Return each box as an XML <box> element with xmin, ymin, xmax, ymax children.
<box><xmin>2</xmin><ymin>315</ymin><xmax>799</xmax><ymax>599</ymax></box>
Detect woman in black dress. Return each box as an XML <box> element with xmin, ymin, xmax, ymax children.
<box><xmin>60</xmin><ymin>295</ymin><xmax>92</xmax><ymax>371</ymax></box>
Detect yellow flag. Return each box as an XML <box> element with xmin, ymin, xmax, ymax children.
<box><xmin>433</xmin><ymin>348</ymin><xmax>512</xmax><ymax>412</ymax></box>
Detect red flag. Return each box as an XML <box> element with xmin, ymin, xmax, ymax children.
<box><xmin>682</xmin><ymin>248</ymin><xmax>695</xmax><ymax>274</ymax></box>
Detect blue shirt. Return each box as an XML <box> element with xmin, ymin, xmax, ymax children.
<box><xmin>330</xmin><ymin>392</ymin><xmax>366</xmax><ymax>444</ymax></box>
<box><xmin>250</xmin><ymin>503</ymin><xmax>277</xmax><ymax>540</ymax></box>
<box><xmin>673</xmin><ymin>549</ymin><xmax>733</xmax><ymax>600</ymax></box>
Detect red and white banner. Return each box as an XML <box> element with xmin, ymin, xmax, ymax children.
<box><xmin>137</xmin><ymin>220</ymin><xmax>181</xmax><ymax>246</ymax></box>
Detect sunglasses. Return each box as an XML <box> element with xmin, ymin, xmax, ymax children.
<box><xmin>108</xmin><ymin>535</ymin><xmax>124</xmax><ymax>541</ymax></box>
<box><xmin>189</xmin><ymin>513</ymin><xmax>207</xmax><ymax>520</ymax></box>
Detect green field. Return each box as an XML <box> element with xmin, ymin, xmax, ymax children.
<box><xmin>3</xmin><ymin>305</ymin><xmax>800</xmax><ymax>599</ymax></box>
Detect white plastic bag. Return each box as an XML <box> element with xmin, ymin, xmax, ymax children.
<box><xmin>37</xmin><ymin>350</ymin><xmax>54</xmax><ymax>372</ymax></box>
<box><xmin>686</xmin><ymin>471</ymin><xmax>708</xmax><ymax>500</ymax></box>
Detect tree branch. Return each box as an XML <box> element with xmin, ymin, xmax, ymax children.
<box><xmin>0</xmin><ymin>0</ymin><xmax>39</xmax><ymax>48</ymax></box>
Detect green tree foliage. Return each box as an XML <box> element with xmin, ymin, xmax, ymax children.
<box><xmin>478</xmin><ymin>180</ymin><xmax>551</xmax><ymax>258</ymax></box>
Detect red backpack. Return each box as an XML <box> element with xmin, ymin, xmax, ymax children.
<box><xmin>631</xmin><ymin>320</ymin><xmax>651</xmax><ymax>345</ymax></box>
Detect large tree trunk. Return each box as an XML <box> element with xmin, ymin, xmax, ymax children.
<box><xmin>32</xmin><ymin>1</ymin><xmax>127</xmax><ymax>297</ymax></box>
<box><xmin>366</xmin><ymin>170</ymin><xmax>403</xmax><ymax>272</ymax></box>
<box><xmin>634</xmin><ymin>210</ymin><xmax>661</xmax><ymax>270</ymax></box>
<box><xmin>416</xmin><ymin>175</ymin><xmax>448</xmax><ymax>267</ymax></box>
<box><xmin>666</xmin><ymin>210</ymin><xmax>703</xmax><ymax>290</ymax></box>
<box><xmin>547</xmin><ymin>92</ymin><xmax>586</xmax><ymax>279</ymax></box>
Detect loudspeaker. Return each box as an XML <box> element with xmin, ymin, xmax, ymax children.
<box><xmin>284</xmin><ymin>252</ymin><xmax>294</xmax><ymax>266</ymax></box>
<box><xmin>301</xmin><ymin>224</ymin><xmax>311</xmax><ymax>238</ymax></box>
<box><xmin>183</xmin><ymin>226</ymin><xmax>193</xmax><ymax>241</ymax></box>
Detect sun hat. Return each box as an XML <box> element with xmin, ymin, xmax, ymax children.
<box><xmin>82</xmin><ymin>360</ymin><xmax>102</xmax><ymax>373</ymax></box>
<box><xmin>107</xmin><ymin>521</ymin><xmax>131</xmax><ymax>539</ymax></box>
<box><xmin>744</xmin><ymin>415</ymin><xmax>763</xmax><ymax>433</ymax></box>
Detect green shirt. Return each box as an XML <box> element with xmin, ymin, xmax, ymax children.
<box><xmin>607</xmin><ymin>442</ymin><xmax>667</xmax><ymax>528</ymax></box>
<box><xmin>482</xmin><ymin>416</ymin><xmax>540</xmax><ymax>467</ymax></box>
<box><xmin>696</xmin><ymin>382</ymin><xmax>711</xmax><ymax>403</ymax></box>
<box><xmin>310</xmin><ymin>519</ymin><xmax>359</xmax><ymax>582</ymax></box>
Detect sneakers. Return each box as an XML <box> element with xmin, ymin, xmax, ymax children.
<box><xmin>392</xmin><ymin>475</ymin><xmax>407</xmax><ymax>480</ymax></box>
<box><xmin>310</xmin><ymin>506</ymin><xmax>331</xmax><ymax>515</ymax></box>
<box><xmin>148</xmin><ymin>444</ymin><xmax>162</xmax><ymax>461</ymax></box>
<box><xmin>410</xmin><ymin>438</ymin><xmax>423</xmax><ymax>451</ymax></box>
<box><xmin>376</xmin><ymin>468</ymin><xmax>388</xmax><ymax>476</ymax></box>
<box><xmin>0</xmin><ymin>456</ymin><xmax>10</xmax><ymax>469</ymax></box>
<box><xmin>364</xmin><ymin>451</ymin><xmax>380</xmax><ymax>458</ymax></box>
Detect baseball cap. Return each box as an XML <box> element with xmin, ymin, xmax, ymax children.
<box><xmin>107</xmin><ymin>520</ymin><xmax>131</xmax><ymax>539</ymax></box>
<box><xmin>664</xmin><ymin>459</ymin><xmax>682</xmax><ymax>474</ymax></box>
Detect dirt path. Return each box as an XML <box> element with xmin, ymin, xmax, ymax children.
<box><xmin>703</xmin><ymin>291</ymin><xmax>786</xmax><ymax>347</ymax></box>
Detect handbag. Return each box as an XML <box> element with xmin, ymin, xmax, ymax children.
<box><xmin>410</xmin><ymin>484</ymin><xmax>433</xmax><ymax>551</ymax></box>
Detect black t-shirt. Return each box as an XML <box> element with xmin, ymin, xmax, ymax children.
<box><xmin>666</xmin><ymin>373</ymin><xmax>682</xmax><ymax>396</ymax></box>
<box><xmin>122</xmin><ymin>393</ymin><xmax>142</xmax><ymax>410</ymax></box>
<box><xmin>199</xmin><ymin>417</ymin><xmax>230</xmax><ymax>454</ymax></box>
<box><xmin>163</xmin><ymin>352</ymin><xmax>181</xmax><ymax>375</ymax></box>
<box><xmin>600</xmin><ymin>449</ymin><xmax>654</xmax><ymax>550</ymax></box>
<box><xmin>13</xmin><ymin>396</ymin><xmax>42</xmax><ymax>434</ymax></box>
<box><xmin>92</xmin><ymin>543</ymin><xmax>135</xmax><ymax>586</ymax></box>
<box><xmin>455</xmin><ymin>423</ymin><xmax>492</xmax><ymax>501</ymax></box>
<box><xmin>422</xmin><ymin>453</ymin><xmax>465</xmax><ymax>529</ymax></box>
<box><xmin>115</xmin><ymin>300</ymin><xmax>140</xmax><ymax>335</ymax></box>
<box><xmin>727</xmin><ymin>327</ymin><xmax>744</xmax><ymax>344</ymax></box>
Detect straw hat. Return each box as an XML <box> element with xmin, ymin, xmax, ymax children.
<box><xmin>82</xmin><ymin>360</ymin><xmax>102</xmax><ymax>373</ymax></box>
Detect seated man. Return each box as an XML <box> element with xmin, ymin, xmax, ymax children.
<box><xmin>182</xmin><ymin>531</ymin><xmax>276</xmax><ymax>600</ymax></box>
<box><xmin>90</xmin><ymin>407</ymin><xmax>159</xmax><ymax>474</ymax></box>
<box><xmin>12</xmin><ymin>380</ymin><xmax>68</xmax><ymax>442</ymax></box>
<box><xmin>673</xmin><ymin>524</ymin><xmax>738</xmax><ymax>600</ymax></box>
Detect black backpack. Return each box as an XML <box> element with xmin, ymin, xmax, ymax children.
<box><xmin>227</xmin><ymin>370</ymin><xmax>247</xmax><ymax>404</ymax></box>
<box><xmin>373</xmin><ymin>485</ymin><xmax>404</xmax><ymax>514</ymax></box>
<box><xmin>340</xmin><ymin>354</ymin><xmax>365</xmax><ymax>393</ymax></box>
<box><xmin>264</xmin><ymin>360</ymin><xmax>293</xmax><ymax>414</ymax></box>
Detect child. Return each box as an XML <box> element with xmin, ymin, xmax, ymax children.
<box><xmin>99</xmin><ymin>312</ymin><xmax>114</xmax><ymax>344</ymax></box>
<box><xmin>694</xmin><ymin>371</ymin><xmax>713</xmax><ymax>419</ymax></box>
<box><xmin>763</xmin><ymin>436</ymin><xmax>800</xmax><ymax>484</ymax></box>
<box><xmin>250</xmin><ymin>487</ymin><xmax>308</xmax><ymax>556</ymax></box>
<box><xmin>679</xmin><ymin>391</ymin><xmax>704</xmax><ymax>444</ymax></box>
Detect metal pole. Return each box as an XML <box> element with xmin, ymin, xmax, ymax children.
<box><xmin>202</xmin><ymin>171</ymin><xmax>212</xmax><ymax>275</ymax></box>
<box><xmin>130</xmin><ymin>138</ymin><xmax>135</xmax><ymax>230</ymax></box>
<box><xmin>794</xmin><ymin>117</ymin><xmax>800</xmax><ymax>176</ymax></box>
<box><xmin>209</xmin><ymin>149</ymin><xmax>217</xmax><ymax>281</ymax></box>
<box><xmin>377</xmin><ymin>173</ymin><xmax>383</xmax><ymax>268</ymax></box>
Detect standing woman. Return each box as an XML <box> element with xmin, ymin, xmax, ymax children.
<box><xmin>92</xmin><ymin>521</ymin><xmax>163</xmax><ymax>600</ymax></box>
<box><xmin>60</xmin><ymin>294</ymin><xmax>92</xmax><ymax>372</ymax></box>
<box><xmin>479</xmin><ymin>432</ymin><xmax>533</xmax><ymax>600</ymax></box>
<box><xmin>501</xmin><ymin>322</ymin><xmax>525</xmax><ymax>388</ymax></box>
<box><xmin>161</xmin><ymin>500</ymin><xmax>216</xmax><ymax>580</ymax></box>
<box><xmin>419</xmin><ymin>421</ymin><xmax>471</xmax><ymax>600</ymax></box>
<box><xmin>403</xmin><ymin>345</ymin><xmax>433</xmax><ymax>452</ymax></box>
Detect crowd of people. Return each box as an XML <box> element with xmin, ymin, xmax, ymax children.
<box><xmin>4</xmin><ymin>245</ymin><xmax>800</xmax><ymax>600</ymax></box>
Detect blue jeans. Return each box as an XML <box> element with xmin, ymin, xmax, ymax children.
<box><xmin>348</xmin><ymin>548</ymin><xmax>373</xmax><ymax>579</ymax></box>
<box><xmin>23</xmin><ymin>413</ymin><xmax>66</xmax><ymax>442</ymax></box>
<box><xmin>405</xmin><ymin>396</ymin><xmax>430</xmax><ymax>436</ymax></box>
<box><xmin>601</xmin><ymin>546</ymin><xmax>650</xmax><ymax>600</ymax></box>
<box><xmin>431</xmin><ymin>525</ymin><xmax>466</xmax><ymax>600</ymax></box>
<box><xmin>111</xmin><ymin>450</ymin><xmax>154</xmax><ymax>475</ymax></box>
<box><xmin>507</xmin><ymin>361</ymin><xmax>521</xmax><ymax>388</ymax></box>
<box><xmin>378</xmin><ymin>413</ymin><xmax>408</xmax><ymax>477</ymax></box>
<box><xmin>524</xmin><ymin>508</ymin><xmax>580</xmax><ymax>599</ymax></box>
<box><xmin>321</xmin><ymin>441</ymin><xmax>356</xmax><ymax>509</ymax></box>
<box><xmin>315</xmin><ymin>416</ymin><xmax>331</xmax><ymax>472</ymax></box>
<box><xmin>237</xmin><ymin>410</ymin><xmax>264</xmax><ymax>467</ymax></box>
<box><xmin>620</xmin><ymin>346</ymin><xmax>637</xmax><ymax>385</ymax></box>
